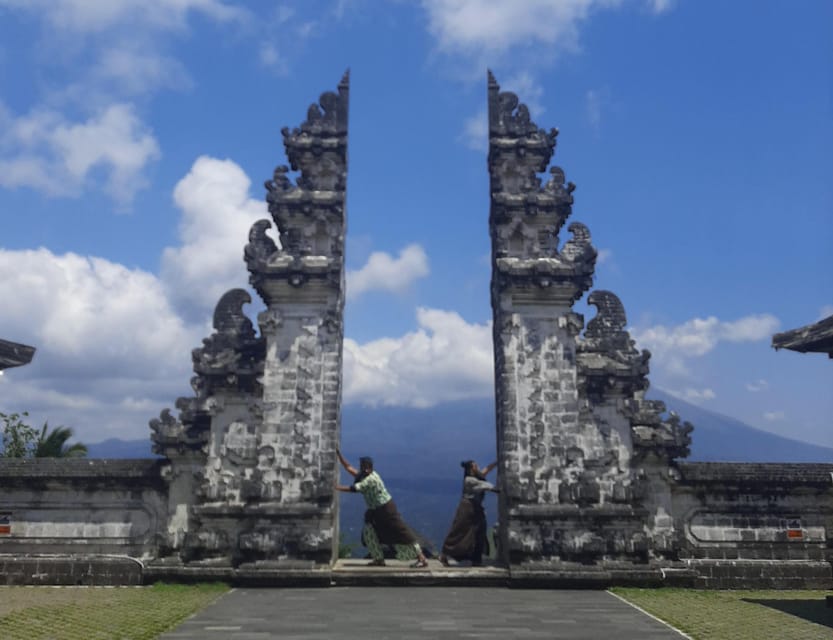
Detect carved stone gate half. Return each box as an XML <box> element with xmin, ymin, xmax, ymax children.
<box><xmin>152</xmin><ymin>73</ymin><xmax>349</xmax><ymax>568</ymax></box>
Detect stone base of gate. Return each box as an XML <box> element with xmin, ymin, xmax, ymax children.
<box><xmin>3</xmin><ymin>555</ymin><xmax>830</xmax><ymax>589</ymax></box>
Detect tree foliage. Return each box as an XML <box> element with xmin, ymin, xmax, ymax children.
<box><xmin>0</xmin><ymin>412</ymin><xmax>86</xmax><ymax>458</ymax></box>
<box><xmin>0</xmin><ymin>411</ymin><xmax>37</xmax><ymax>457</ymax></box>
<box><xmin>35</xmin><ymin>422</ymin><xmax>88</xmax><ymax>458</ymax></box>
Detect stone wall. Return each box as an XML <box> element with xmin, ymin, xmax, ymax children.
<box><xmin>0</xmin><ymin>458</ymin><xmax>167</xmax><ymax>584</ymax></box>
<box><xmin>672</xmin><ymin>462</ymin><xmax>833</xmax><ymax>588</ymax></box>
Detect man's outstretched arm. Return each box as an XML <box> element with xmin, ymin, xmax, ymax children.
<box><xmin>337</xmin><ymin>446</ymin><xmax>358</xmax><ymax>476</ymax></box>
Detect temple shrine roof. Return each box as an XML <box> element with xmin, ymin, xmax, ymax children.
<box><xmin>0</xmin><ymin>338</ymin><xmax>35</xmax><ymax>371</ymax></box>
<box><xmin>771</xmin><ymin>314</ymin><xmax>833</xmax><ymax>357</ymax></box>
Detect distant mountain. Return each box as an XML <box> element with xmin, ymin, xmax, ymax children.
<box><xmin>85</xmin><ymin>438</ymin><xmax>157</xmax><ymax>459</ymax></box>
<box><xmin>84</xmin><ymin>394</ymin><xmax>833</xmax><ymax>550</ymax></box>
<box><xmin>650</xmin><ymin>389</ymin><xmax>833</xmax><ymax>463</ymax></box>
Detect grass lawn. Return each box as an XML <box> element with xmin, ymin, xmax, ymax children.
<box><xmin>0</xmin><ymin>582</ymin><xmax>228</xmax><ymax>640</ymax></box>
<box><xmin>612</xmin><ymin>588</ymin><xmax>833</xmax><ymax>640</ymax></box>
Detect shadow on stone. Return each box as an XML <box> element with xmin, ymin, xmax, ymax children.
<box><xmin>743</xmin><ymin>598</ymin><xmax>833</xmax><ymax>628</ymax></box>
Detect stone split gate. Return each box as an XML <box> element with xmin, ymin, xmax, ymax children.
<box><xmin>1</xmin><ymin>72</ymin><xmax>832</xmax><ymax>588</ymax></box>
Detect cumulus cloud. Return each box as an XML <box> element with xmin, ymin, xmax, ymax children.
<box><xmin>0</xmin><ymin>247</ymin><xmax>200</xmax><ymax>441</ymax></box>
<box><xmin>0</xmin><ymin>103</ymin><xmax>160</xmax><ymax>205</ymax></box>
<box><xmin>0</xmin><ymin>0</ymin><xmax>247</xmax><ymax>33</ymax></box>
<box><xmin>343</xmin><ymin>307</ymin><xmax>494</xmax><ymax>407</ymax></box>
<box><xmin>160</xmin><ymin>156</ymin><xmax>270</xmax><ymax>319</ymax></box>
<box><xmin>763</xmin><ymin>411</ymin><xmax>785</xmax><ymax>422</ymax></box>
<box><xmin>0</xmin><ymin>0</ymin><xmax>252</xmax><ymax>204</ymax></box>
<box><xmin>421</xmin><ymin>0</ymin><xmax>622</xmax><ymax>57</ymax></box>
<box><xmin>346</xmin><ymin>244</ymin><xmax>430</xmax><ymax>300</ymax></box>
<box><xmin>90</xmin><ymin>47</ymin><xmax>194</xmax><ymax>96</ymax></box>
<box><xmin>0</xmin><ymin>155</ymin><xmax>269</xmax><ymax>441</ymax></box>
<box><xmin>631</xmin><ymin>313</ymin><xmax>780</xmax><ymax>376</ymax></box>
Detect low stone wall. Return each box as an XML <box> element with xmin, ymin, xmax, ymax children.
<box><xmin>0</xmin><ymin>458</ymin><xmax>168</xmax><ymax>584</ymax></box>
<box><xmin>673</xmin><ymin>462</ymin><xmax>833</xmax><ymax>588</ymax></box>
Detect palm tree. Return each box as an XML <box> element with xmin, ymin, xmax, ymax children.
<box><xmin>34</xmin><ymin>422</ymin><xmax>87</xmax><ymax>458</ymax></box>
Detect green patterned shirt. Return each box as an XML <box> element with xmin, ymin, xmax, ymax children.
<box><xmin>352</xmin><ymin>471</ymin><xmax>392</xmax><ymax>509</ymax></box>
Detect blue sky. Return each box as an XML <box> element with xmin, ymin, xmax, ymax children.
<box><xmin>0</xmin><ymin>0</ymin><xmax>830</xmax><ymax>448</ymax></box>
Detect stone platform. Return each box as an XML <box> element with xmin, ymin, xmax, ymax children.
<box><xmin>144</xmin><ymin>558</ymin><xmax>700</xmax><ymax>588</ymax></box>
<box><xmin>160</xmin><ymin>586</ymin><xmax>687</xmax><ymax>639</ymax></box>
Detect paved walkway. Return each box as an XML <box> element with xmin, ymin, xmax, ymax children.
<box><xmin>161</xmin><ymin>587</ymin><xmax>686</xmax><ymax>639</ymax></box>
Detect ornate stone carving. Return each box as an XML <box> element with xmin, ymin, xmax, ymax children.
<box><xmin>149</xmin><ymin>408</ymin><xmax>207</xmax><ymax>457</ymax></box>
<box><xmin>490</xmin><ymin>72</ymin><xmax>695</xmax><ymax>569</ymax></box>
<box><xmin>626</xmin><ymin>397</ymin><xmax>694</xmax><ymax>461</ymax></box>
<box><xmin>249</xmin><ymin>72</ymin><xmax>349</xmax><ymax>308</ymax></box>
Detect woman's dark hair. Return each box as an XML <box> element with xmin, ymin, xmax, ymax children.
<box><xmin>461</xmin><ymin>460</ymin><xmax>485</xmax><ymax>481</ymax></box>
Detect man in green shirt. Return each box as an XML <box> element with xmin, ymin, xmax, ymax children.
<box><xmin>336</xmin><ymin>449</ymin><xmax>428</xmax><ymax>568</ymax></box>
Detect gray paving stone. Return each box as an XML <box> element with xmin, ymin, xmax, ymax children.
<box><xmin>160</xmin><ymin>587</ymin><xmax>685</xmax><ymax>639</ymax></box>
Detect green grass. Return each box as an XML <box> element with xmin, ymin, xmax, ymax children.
<box><xmin>0</xmin><ymin>582</ymin><xmax>229</xmax><ymax>640</ymax></box>
<box><xmin>612</xmin><ymin>588</ymin><xmax>833</xmax><ymax>640</ymax></box>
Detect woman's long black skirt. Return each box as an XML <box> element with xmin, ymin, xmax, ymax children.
<box><xmin>441</xmin><ymin>498</ymin><xmax>487</xmax><ymax>563</ymax></box>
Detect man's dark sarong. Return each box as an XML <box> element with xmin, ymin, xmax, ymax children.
<box><xmin>441</xmin><ymin>498</ymin><xmax>487</xmax><ymax>562</ymax></box>
<box><xmin>363</xmin><ymin>500</ymin><xmax>418</xmax><ymax>546</ymax></box>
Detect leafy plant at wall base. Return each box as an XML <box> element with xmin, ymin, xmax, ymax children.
<box><xmin>0</xmin><ymin>411</ymin><xmax>37</xmax><ymax>457</ymax></box>
<box><xmin>338</xmin><ymin>533</ymin><xmax>356</xmax><ymax>559</ymax></box>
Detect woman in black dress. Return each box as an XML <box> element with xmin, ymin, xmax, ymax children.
<box><xmin>438</xmin><ymin>459</ymin><xmax>498</xmax><ymax>567</ymax></box>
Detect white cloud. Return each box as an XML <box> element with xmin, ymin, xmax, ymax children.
<box><xmin>647</xmin><ymin>0</ymin><xmax>675</xmax><ymax>14</ymax></box>
<box><xmin>0</xmin><ymin>155</ymin><xmax>276</xmax><ymax>442</ymax></box>
<box><xmin>346</xmin><ymin>244</ymin><xmax>430</xmax><ymax>300</ymax></box>
<box><xmin>596</xmin><ymin>248</ymin><xmax>612</xmax><ymax>265</ymax></box>
<box><xmin>259</xmin><ymin>42</ymin><xmax>288</xmax><ymax>74</ymax></box>
<box><xmin>745</xmin><ymin>379</ymin><xmax>768</xmax><ymax>393</ymax></box>
<box><xmin>0</xmin><ymin>103</ymin><xmax>160</xmax><ymax>205</ymax></box>
<box><xmin>421</xmin><ymin>0</ymin><xmax>622</xmax><ymax>57</ymax></box>
<box><xmin>160</xmin><ymin>156</ymin><xmax>269</xmax><ymax>318</ymax></box>
<box><xmin>586</xmin><ymin>89</ymin><xmax>602</xmax><ymax>131</ymax></box>
<box><xmin>90</xmin><ymin>47</ymin><xmax>194</xmax><ymax>95</ymax></box>
<box><xmin>502</xmin><ymin>71</ymin><xmax>545</xmax><ymax>115</ymax></box>
<box><xmin>818</xmin><ymin>304</ymin><xmax>833</xmax><ymax>320</ymax></box>
<box><xmin>763</xmin><ymin>411</ymin><xmax>785</xmax><ymax>422</ymax></box>
<box><xmin>343</xmin><ymin>308</ymin><xmax>494</xmax><ymax>407</ymax></box>
<box><xmin>460</xmin><ymin>108</ymin><xmax>488</xmax><ymax>152</ymax></box>
<box><xmin>0</xmin><ymin>0</ymin><xmax>247</xmax><ymax>33</ymax></box>
<box><xmin>664</xmin><ymin>387</ymin><xmax>716</xmax><ymax>404</ymax></box>
<box><xmin>0</xmin><ymin>247</ymin><xmax>200</xmax><ymax>441</ymax></box>
<box><xmin>631</xmin><ymin>313</ymin><xmax>780</xmax><ymax>376</ymax></box>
